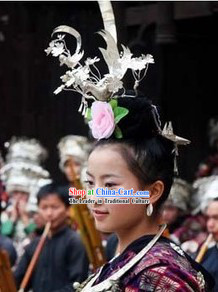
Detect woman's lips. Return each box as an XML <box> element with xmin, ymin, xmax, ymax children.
<box><xmin>92</xmin><ymin>209</ymin><xmax>109</xmax><ymax>220</ymax></box>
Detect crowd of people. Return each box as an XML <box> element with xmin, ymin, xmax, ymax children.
<box><xmin>0</xmin><ymin>135</ymin><xmax>92</xmax><ymax>291</ymax></box>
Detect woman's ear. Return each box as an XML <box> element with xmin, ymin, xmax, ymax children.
<box><xmin>146</xmin><ymin>180</ymin><xmax>164</xmax><ymax>204</ymax></box>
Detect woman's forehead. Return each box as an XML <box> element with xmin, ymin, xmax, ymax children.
<box><xmin>87</xmin><ymin>148</ymin><xmax>137</xmax><ymax>181</ymax></box>
<box><xmin>90</xmin><ymin>146</ymin><xmax>123</xmax><ymax>161</ymax></box>
<box><xmin>88</xmin><ymin>147</ymin><xmax>127</xmax><ymax>168</ymax></box>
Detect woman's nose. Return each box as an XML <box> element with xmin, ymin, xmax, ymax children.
<box><xmin>92</xmin><ymin>186</ymin><xmax>104</xmax><ymax>205</ymax></box>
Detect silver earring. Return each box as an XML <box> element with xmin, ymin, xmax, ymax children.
<box><xmin>146</xmin><ymin>203</ymin><xmax>153</xmax><ymax>216</ymax></box>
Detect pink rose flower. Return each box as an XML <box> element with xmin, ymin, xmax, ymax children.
<box><xmin>89</xmin><ymin>101</ymin><xmax>115</xmax><ymax>140</ymax></box>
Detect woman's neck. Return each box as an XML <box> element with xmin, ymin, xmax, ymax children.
<box><xmin>116</xmin><ymin>218</ymin><xmax>159</xmax><ymax>254</ymax></box>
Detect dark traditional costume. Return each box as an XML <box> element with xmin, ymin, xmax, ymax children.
<box><xmin>14</xmin><ymin>226</ymin><xmax>89</xmax><ymax>292</ymax></box>
<box><xmin>202</xmin><ymin>244</ymin><xmax>218</xmax><ymax>291</ymax></box>
<box><xmin>73</xmin><ymin>227</ymin><xmax>213</xmax><ymax>292</ymax></box>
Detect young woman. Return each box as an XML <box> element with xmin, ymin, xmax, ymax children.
<box><xmin>72</xmin><ymin>95</ymin><xmax>214</xmax><ymax>292</ymax></box>
<box><xmin>46</xmin><ymin>25</ymin><xmax>214</xmax><ymax>292</ymax></box>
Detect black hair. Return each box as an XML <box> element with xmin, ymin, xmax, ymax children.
<box><xmin>37</xmin><ymin>183</ymin><xmax>69</xmax><ymax>207</ymax></box>
<box><xmin>92</xmin><ymin>94</ymin><xmax>175</xmax><ymax>210</ymax></box>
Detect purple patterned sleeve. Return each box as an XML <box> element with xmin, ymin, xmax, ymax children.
<box><xmin>123</xmin><ymin>242</ymin><xmax>206</xmax><ymax>292</ymax></box>
<box><xmin>133</xmin><ymin>265</ymin><xmax>205</xmax><ymax>292</ymax></box>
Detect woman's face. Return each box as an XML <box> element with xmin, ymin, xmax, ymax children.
<box><xmin>87</xmin><ymin>145</ymin><xmax>149</xmax><ymax>233</ymax></box>
<box><xmin>64</xmin><ymin>158</ymin><xmax>81</xmax><ymax>182</ymax></box>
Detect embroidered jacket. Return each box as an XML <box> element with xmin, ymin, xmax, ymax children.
<box><xmin>88</xmin><ymin>236</ymin><xmax>214</xmax><ymax>292</ymax></box>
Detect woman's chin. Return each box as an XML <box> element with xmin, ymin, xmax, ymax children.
<box><xmin>95</xmin><ymin>222</ymin><xmax>113</xmax><ymax>233</ymax></box>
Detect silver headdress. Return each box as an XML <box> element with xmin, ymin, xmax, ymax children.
<box><xmin>161</xmin><ymin>122</ymin><xmax>190</xmax><ymax>174</ymax></box>
<box><xmin>0</xmin><ymin>137</ymin><xmax>52</xmax><ymax>211</ymax></box>
<box><xmin>165</xmin><ymin>178</ymin><xmax>192</xmax><ymax>213</ymax></box>
<box><xmin>45</xmin><ymin>1</ymin><xmax>190</xmax><ymax>164</ymax></box>
<box><xmin>1</xmin><ymin>137</ymin><xmax>49</xmax><ymax>179</ymax></box>
<box><xmin>57</xmin><ymin>135</ymin><xmax>91</xmax><ymax>171</ymax></box>
<box><xmin>191</xmin><ymin>175</ymin><xmax>218</xmax><ymax>214</ymax></box>
<box><xmin>45</xmin><ymin>23</ymin><xmax>154</xmax><ymax>115</ymax></box>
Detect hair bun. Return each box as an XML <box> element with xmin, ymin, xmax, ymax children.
<box><xmin>117</xmin><ymin>94</ymin><xmax>159</xmax><ymax>140</ymax></box>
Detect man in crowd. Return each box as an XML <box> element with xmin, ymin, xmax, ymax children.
<box><xmin>14</xmin><ymin>183</ymin><xmax>89</xmax><ymax>292</ymax></box>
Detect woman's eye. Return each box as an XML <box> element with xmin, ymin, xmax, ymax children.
<box><xmin>84</xmin><ymin>180</ymin><xmax>94</xmax><ymax>187</ymax></box>
<box><xmin>105</xmin><ymin>182</ymin><xmax>117</xmax><ymax>188</ymax></box>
